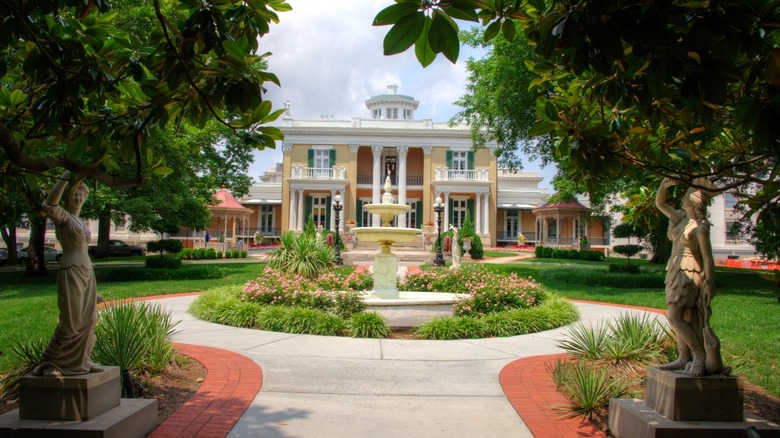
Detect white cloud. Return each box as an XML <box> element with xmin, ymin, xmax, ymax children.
<box><xmin>248</xmin><ymin>0</ymin><xmax>554</xmax><ymax>188</ymax></box>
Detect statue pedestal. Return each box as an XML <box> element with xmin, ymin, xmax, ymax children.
<box><xmin>0</xmin><ymin>367</ymin><xmax>157</xmax><ymax>437</ymax></box>
<box><xmin>609</xmin><ymin>367</ymin><xmax>780</xmax><ymax>437</ymax></box>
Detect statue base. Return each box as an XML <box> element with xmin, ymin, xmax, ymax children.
<box><xmin>609</xmin><ymin>367</ymin><xmax>780</xmax><ymax>437</ymax></box>
<box><xmin>0</xmin><ymin>366</ymin><xmax>158</xmax><ymax>437</ymax></box>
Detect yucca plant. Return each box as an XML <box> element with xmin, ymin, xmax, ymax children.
<box><xmin>603</xmin><ymin>313</ymin><xmax>665</xmax><ymax>364</ymax></box>
<box><xmin>561</xmin><ymin>360</ymin><xmax>631</xmax><ymax>420</ymax></box>
<box><xmin>557</xmin><ymin>322</ymin><xmax>609</xmax><ymax>359</ymax></box>
<box><xmin>267</xmin><ymin>231</ymin><xmax>334</xmax><ymax>278</ymax></box>
<box><xmin>0</xmin><ymin>338</ymin><xmax>47</xmax><ymax>401</ymax></box>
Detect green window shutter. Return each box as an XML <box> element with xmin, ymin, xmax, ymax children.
<box><xmin>307</xmin><ymin>150</ymin><xmax>314</xmax><ymax>168</ymax></box>
<box><xmin>448</xmin><ymin>199</ymin><xmax>454</xmax><ymax>227</ymax></box>
<box><xmin>467</xmin><ymin>199</ymin><xmax>474</xmax><ymax>221</ymax></box>
<box><xmin>357</xmin><ymin>200</ymin><xmax>363</xmax><ymax>226</ymax></box>
<box><xmin>446</xmin><ymin>150</ymin><xmax>453</xmax><ymax>169</ymax></box>
<box><xmin>325</xmin><ymin>196</ymin><xmax>331</xmax><ymax>229</ymax></box>
<box><xmin>416</xmin><ymin>201</ymin><xmax>422</xmax><ymax>229</ymax></box>
<box><xmin>329</xmin><ymin>149</ymin><xmax>336</xmax><ymax>167</ymax></box>
<box><xmin>304</xmin><ymin>196</ymin><xmax>312</xmax><ymax>226</ymax></box>
<box><xmin>467</xmin><ymin>151</ymin><xmax>475</xmax><ymax>170</ymax></box>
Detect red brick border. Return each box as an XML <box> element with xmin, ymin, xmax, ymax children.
<box><xmin>500</xmin><ymin>354</ymin><xmax>607</xmax><ymax>438</ymax></box>
<box><xmin>148</xmin><ymin>343</ymin><xmax>263</xmax><ymax>438</ymax></box>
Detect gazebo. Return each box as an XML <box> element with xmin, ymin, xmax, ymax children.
<box><xmin>532</xmin><ymin>199</ymin><xmax>591</xmax><ymax>247</ymax></box>
<box><xmin>210</xmin><ymin>186</ymin><xmax>252</xmax><ymax>250</ymax></box>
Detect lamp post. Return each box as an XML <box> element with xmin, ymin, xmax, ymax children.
<box><xmin>433</xmin><ymin>196</ymin><xmax>445</xmax><ymax>267</ymax></box>
<box><xmin>332</xmin><ymin>194</ymin><xmax>343</xmax><ymax>266</ymax></box>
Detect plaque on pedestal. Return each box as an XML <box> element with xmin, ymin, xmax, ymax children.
<box><xmin>645</xmin><ymin>366</ymin><xmax>743</xmax><ymax>422</ymax></box>
<box><xmin>19</xmin><ymin>366</ymin><xmax>121</xmax><ymax>421</ymax></box>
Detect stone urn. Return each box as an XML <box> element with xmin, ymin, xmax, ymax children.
<box><xmin>462</xmin><ymin>237</ymin><xmax>473</xmax><ymax>261</ymax></box>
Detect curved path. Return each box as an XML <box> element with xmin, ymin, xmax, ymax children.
<box><xmin>147</xmin><ymin>294</ymin><xmax>662</xmax><ymax>437</ymax></box>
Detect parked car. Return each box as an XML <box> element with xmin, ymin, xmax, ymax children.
<box><xmin>88</xmin><ymin>240</ymin><xmax>146</xmax><ymax>257</ymax></box>
<box><xmin>0</xmin><ymin>248</ymin><xmax>7</xmax><ymax>266</ymax></box>
<box><xmin>18</xmin><ymin>246</ymin><xmax>63</xmax><ymax>264</ymax></box>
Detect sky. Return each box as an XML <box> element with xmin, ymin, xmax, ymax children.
<box><xmin>249</xmin><ymin>0</ymin><xmax>555</xmax><ymax>188</ymax></box>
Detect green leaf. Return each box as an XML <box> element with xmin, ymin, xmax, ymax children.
<box><xmin>501</xmin><ymin>19</ymin><xmax>517</xmax><ymax>41</ymax></box>
<box><xmin>152</xmin><ymin>166</ymin><xmax>174</xmax><ymax>176</ymax></box>
<box><xmin>221</xmin><ymin>40</ymin><xmax>246</xmax><ymax>64</ymax></box>
<box><xmin>373</xmin><ymin>2</ymin><xmax>420</xmax><ymax>26</ymax></box>
<box><xmin>66</xmin><ymin>135</ymin><xmax>89</xmax><ymax>161</ymax></box>
<box><xmin>429</xmin><ymin>10</ymin><xmax>458</xmax><ymax>54</ymax></box>
<box><xmin>383</xmin><ymin>12</ymin><xmax>426</xmax><ymax>55</ymax></box>
<box><xmin>443</xmin><ymin>5</ymin><xmax>479</xmax><ymax>22</ymax></box>
<box><xmin>528</xmin><ymin>121</ymin><xmax>555</xmax><ymax>137</ymax></box>
<box><xmin>483</xmin><ymin>20</ymin><xmax>501</xmax><ymax>41</ymax></box>
<box><xmin>415</xmin><ymin>17</ymin><xmax>436</xmax><ymax>67</ymax></box>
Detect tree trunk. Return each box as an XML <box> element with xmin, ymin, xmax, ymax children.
<box><xmin>25</xmin><ymin>217</ymin><xmax>48</xmax><ymax>277</ymax></box>
<box><xmin>1</xmin><ymin>226</ymin><xmax>19</xmax><ymax>265</ymax></box>
<box><xmin>95</xmin><ymin>206</ymin><xmax>112</xmax><ymax>258</ymax></box>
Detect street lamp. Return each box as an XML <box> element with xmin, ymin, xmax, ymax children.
<box><xmin>332</xmin><ymin>194</ymin><xmax>343</xmax><ymax>266</ymax></box>
<box><xmin>433</xmin><ymin>196</ymin><xmax>445</xmax><ymax>267</ymax></box>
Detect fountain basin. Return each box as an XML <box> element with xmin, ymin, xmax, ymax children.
<box><xmin>353</xmin><ymin>227</ymin><xmax>419</xmax><ymax>243</ymax></box>
<box><xmin>363</xmin><ymin>291</ymin><xmax>465</xmax><ymax>329</ymax></box>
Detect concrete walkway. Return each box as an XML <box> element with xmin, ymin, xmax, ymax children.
<box><xmin>147</xmin><ymin>294</ymin><xmax>662</xmax><ymax>437</ymax></box>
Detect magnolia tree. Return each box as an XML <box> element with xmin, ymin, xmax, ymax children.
<box><xmin>373</xmin><ymin>0</ymin><xmax>780</xmax><ymax>256</ymax></box>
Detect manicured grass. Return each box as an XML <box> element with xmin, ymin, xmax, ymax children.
<box><xmin>486</xmin><ymin>260</ymin><xmax>780</xmax><ymax>397</ymax></box>
<box><xmin>0</xmin><ymin>262</ymin><xmax>265</xmax><ymax>372</ymax></box>
<box><xmin>482</xmin><ymin>250</ymin><xmax>522</xmax><ymax>258</ymax></box>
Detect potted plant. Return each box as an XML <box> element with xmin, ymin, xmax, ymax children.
<box><xmin>345</xmin><ymin>219</ymin><xmax>356</xmax><ymax>231</ymax></box>
<box><xmin>423</xmin><ymin>220</ymin><xmax>434</xmax><ymax>234</ymax></box>
<box><xmin>517</xmin><ymin>233</ymin><xmax>526</xmax><ymax>246</ymax></box>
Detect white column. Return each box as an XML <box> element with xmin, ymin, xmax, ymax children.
<box><xmin>518</xmin><ymin>209</ymin><xmax>523</xmax><ymax>238</ymax></box>
<box><xmin>482</xmin><ymin>191</ymin><xmax>490</xmax><ymax>234</ymax></box>
<box><xmin>433</xmin><ymin>191</ymin><xmax>440</xmax><ymax>233</ymax></box>
<box><xmin>443</xmin><ymin>192</ymin><xmax>450</xmax><ymax>227</ymax></box>
<box><xmin>288</xmin><ymin>188</ymin><xmax>297</xmax><ymax>230</ymax></box>
<box><xmin>296</xmin><ymin>189</ymin><xmax>304</xmax><ymax>231</ymax></box>
<box><xmin>475</xmin><ymin>193</ymin><xmax>482</xmax><ymax>235</ymax></box>
<box><xmin>397</xmin><ymin>146</ymin><xmax>409</xmax><ymax>228</ymax></box>
<box><xmin>371</xmin><ymin>145</ymin><xmax>383</xmax><ymax>227</ymax></box>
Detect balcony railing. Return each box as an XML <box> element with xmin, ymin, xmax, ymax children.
<box><xmin>291</xmin><ymin>166</ymin><xmax>346</xmax><ymax>180</ymax></box>
<box><xmin>356</xmin><ymin>175</ymin><xmax>424</xmax><ymax>185</ymax></box>
<box><xmin>497</xmin><ymin>231</ymin><xmax>538</xmax><ymax>242</ymax></box>
<box><xmin>434</xmin><ymin>168</ymin><xmax>490</xmax><ymax>182</ymax></box>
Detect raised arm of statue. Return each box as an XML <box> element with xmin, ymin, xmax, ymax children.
<box><xmin>655</xmin><ymin>177</ymin><xmax>677</xmax><ymax>219</ymax></box>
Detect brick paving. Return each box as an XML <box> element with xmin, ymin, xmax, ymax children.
<box><xmin>148</xmin><ymin>344</ymin><xmax>263</xmax><ymax>438</ymax></box>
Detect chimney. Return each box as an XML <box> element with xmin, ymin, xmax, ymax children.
<box><xmin>387</xmin><ymin>84</ymin><xmax>398</xmax><ymax>95</ymax></box>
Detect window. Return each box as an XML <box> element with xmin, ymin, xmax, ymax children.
<box><xmin>314</xmin><ymin>150</ymin><xmax>330</xmax><ymax>177</ymax></box>
<box><xmin>451</xmin><ymin>199</ymin><xmax>467</xmax><ymax>228</ymax></box>
<box><xmin>373</xmin><ymin>109</ymin><xmax>381</xmax><ymax>119</ymax></box>
<box><xmin>574</xmin><ymin>219</ymin><xmax>586</xmax><ymax>239</ymax></box>
<box><xmin>388</xmin><ymin>108</ymin><xmax>398</xmax><ymax>119</ymax></box>
<box><xmin>452</xmin><ymin>151</ymin><xmax>468</xmax><ymax>179</ymax></box>
<box><xmin>312</xmin><ymin>196</ymin><xmax>328</xmax><ymax>229</ymax></box>
<box><xmin>725</xmin><ymin>221</ymin><xmax>741</xmax><ymax>243</ymax></box>
<box><xmin>403</xmin><ymin>109</ymin><xmax>412</xmax><ymax>119</ymax></box>
<box><xmin>259</xmin><ymin>205</ymin><xmax>274</xmax><ymax>232</ymax></box>
<box><xmin>724</xmin><ymin>193</ymin><xmax>738</xmax><ymax>209</ymax></box>
<box><xmin>406</xmin><ymin>201</ymin><xmax>417</xmax><ymax>228</ymax></box>
<box><xmin>547</xmin><ymin>218</ymin><xmax>558</xmax><ymax>241</ymax></box>
<box><xmin>362</xmin><ymin>208</ymin><xmax>371</xmax><ymax>228</ymax></box>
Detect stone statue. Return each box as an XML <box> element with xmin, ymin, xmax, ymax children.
<box><xmin>33</xmin><ymin>171</ymin><xmax>102</xmax><ymax>377</ymax></box>
<box><xmin>656</xmin><ymin>177</ymin><xmax>726</xmax><ymax>376</ymax></box>
<box><xmin>449</xmin><ymin>225</ymin><xmax>461</xmax><ymax>270</ymax></box>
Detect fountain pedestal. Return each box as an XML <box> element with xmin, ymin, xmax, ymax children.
<box><xmin>372</xmin><ymin>242</ymin><xmax>398</xmax><ymax>299</ymax></box>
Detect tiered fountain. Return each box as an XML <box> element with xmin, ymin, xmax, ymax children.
<box><xmin>354</xmin><ymin>177</ymin><xmax>460</xmax><ymax>327</ymax></box>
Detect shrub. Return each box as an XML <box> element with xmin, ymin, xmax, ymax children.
<box><xmin>578</xmin><ymin>250</ymin><xmax>605</xmax><ymax>261</ymax></box>
<box><xmin>216</xmin><ymin>251</ymin><xmax>223</xmax><ymax>259</ymax></box>
<box><xmin>231</xmin><ymin>249</ymin><xmax>240</xmax><ymax>258</ymax></box>
<box><xmin>225</xmin><ymin>250</ymin><xmax>232</xmax><ymax>259</ymax></box>
<box><xmin>552</xmin><ymin>248</ymin><xmax>566</xmax><ymax>259</ymax></box>
<box><xmin>92</xmin><ymin>301</ymin><xmax>179</xmax><ymax>395</ymax></box>
<box><xmin>609</xmin><ymin>263</ymin><xmax>641</xmax><ymax>274</ymax></box>
<box><xmin>189</xmin><ymin>286</ymin><xmax>261</xmax><ymax>328</ymax></box>
<box><xmin>542</xmin><ymin>246</ymin><xmax>554</xmax><ymax>258</ymax></box>
<box><xmin>145</xmin><ymin>256</ymin><xmax>182</xmax><ymax>269</ymax></box>
<box><xmin>535</xmin><ymin>245</ymin><xmax>544</xmax><ymax>258</ymax></box>
<box><xmin>547</xmin><ymin>360</ymin><xmax>632</xmax><ymax>420</ymax></box>
<box><xmin>538</xmin><ymin>267</ymin><xmax>664</xmax><ymax>289</ymax></box>
<box><xmin>443</xmin><ymin>235</ymin><xmax>452</xmax><ymax>253</ymax></box>
<box><xmin>267</xmin><ymin>231</ymin><xmax>335</xmax><ymax>278</ymax></box>
<box><xmin>613</xmin><ymin>244</ymin><xmax>643</xmax><ymax>264</ymax></box>
<box><xmin>195</xmin><ymin>248</ymin><xmax>206</xmax><ymax>260</ymax></box>
<box><xmin>179</xmin><ymin>248</ymin><xmax>193</xmax><ymax>260</ymax></box>
<box><xmin>349</xmin><ymin>312</ymin><xmax>391</xmax><ymax>338</ymax></box>
<box><xmin>0</xmin><ymin>338</ymin><xmax>47</xmax><ymax>401</ymax></box>
<box><xmin>205</xmin><ymin>248</ymin><xmax>217</xmax><ymax>259</ymax></box>
<box><xmin>240</xmin><ymin>250</ymin><xmax>247</xmax><ymax>258</ymax></box>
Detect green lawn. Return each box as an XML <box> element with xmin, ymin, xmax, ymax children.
<box><xmin>0</xmin><ymin>262</ymin><xmax>264</xmax><ymax>372</ymax></box>
<box><xmin>486</xmin><ymin>260</ymin><xmax>780</xmax><ymax>397</ymax></box>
